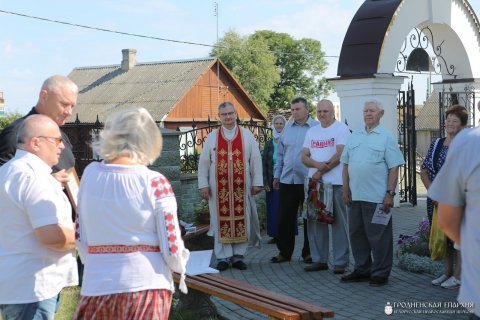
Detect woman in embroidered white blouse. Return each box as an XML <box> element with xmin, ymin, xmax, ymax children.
<box><xmin>74</xmin><ymin>107</ymin><xmax>189</xmax><ymax>320</ymax></box>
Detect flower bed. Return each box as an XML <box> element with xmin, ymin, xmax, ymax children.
<box><xmin>397</xmin><ymin>219</ymin><xmax>442</xmax><ymax>274</ymax></box>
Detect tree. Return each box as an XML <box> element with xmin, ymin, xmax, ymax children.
<box><xmin>0</xmin><ymin>113</ymin><xmax>22</xmax><ymax>131</ymax></box>
<box><xmin>251</xmin><ymin>30</ymin><xmax>332</xmax><ymax>112</ymax></box>
<box><xmin>211</xmin><ymin>30</ymin><xmax>280</xmax><ymax>113</ymax></box>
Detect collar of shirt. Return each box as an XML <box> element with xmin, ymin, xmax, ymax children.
<box><xmin>221</xmin><ymin>125</ymin><xmax>238</xmax><ymax>140</ymax></box>
<box><xmin>290</xmin><ymin>116</ymin><xmax>318</xmax><ymax>128</ymax></box>
<box><xmin>14</xmin><ymin>149</ymin><xmax>53</xmax><ymax>175</ymax></box>
<box><xmin>361</xmin><ymin>125</ymin><xmax>382</xmax><ymax>135</ymax></box>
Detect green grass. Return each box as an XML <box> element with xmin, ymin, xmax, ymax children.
<box><xmin>55</xmin><ymin>286</ymin><xmax>80</xmax><ymax>320</ymax></box>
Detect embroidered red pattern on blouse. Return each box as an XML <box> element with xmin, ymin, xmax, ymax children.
<box><xmin>151</xmin><ymin>176</ymin><xmax>178</xmax><ymax>254</ymax></box>
<box><xmin>88</xmin><ymin>244</ymin><xmax>160</xmax><ymax>254</ymax></box>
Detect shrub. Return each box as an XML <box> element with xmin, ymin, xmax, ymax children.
<box><xmin>397</xmin><ymin>219</ymin><xmax>430</xmax><ymax>257</ymax></box>
<box><xmin>0</xmin><ymin>112</ymin><xmax>22</xmax><ymax>131</ymax></box>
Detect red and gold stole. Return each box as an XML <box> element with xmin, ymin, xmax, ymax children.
<box><xmin>215</xmin><ymin>127</ymin><xmax>247</xmax><ymax>243</ymax></box>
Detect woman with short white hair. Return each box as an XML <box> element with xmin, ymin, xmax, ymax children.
<box><xmin>74</xmin><ymin>107</ymin><xmax>189</xmax><ymax>320</ymax></box>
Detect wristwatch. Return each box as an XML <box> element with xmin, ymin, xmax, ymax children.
<box><xmin>386</xmin><ymin>190</ymin><xmax>396</xmax><ymax>196</ymax></box>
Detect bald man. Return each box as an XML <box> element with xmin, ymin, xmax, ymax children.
<box><xmin>301</xmin><ymin>99</ymin><xmax>351</xmax><ymax>273</ymax></box>
<box><xmin>0</xmin><ymin>75</ymin><xmax>78</xmax><ymax>184</ymax></box>
<box><xmin>0</xmin><ymin>114</ymin><xmax>78</xmax><ymax>319</ymax></box>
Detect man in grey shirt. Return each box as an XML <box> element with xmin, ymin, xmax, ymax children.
<box><xmin>271</xmin><ymin>97</ymin><xmax>319</xmax><ymax>263</ymax></box>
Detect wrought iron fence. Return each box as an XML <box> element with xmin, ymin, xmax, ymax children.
<box><xmin>397</xmin><ymin>82</ymin><xmax>417</xmax><ymax>205</ymax></box>
<box><xmin>178</xmin><ymin>117</ymin><xmax>272</xmax><ymax>174</ymax></box>
<box><xmin>63</xmin><ymin>115</ymin><xmax>272</xmax><ymax>176</ymax></box>
<box><xmin>62</xmin><ymin>115</ymin><xmax>103</xmax><ymax>177</ymax></box>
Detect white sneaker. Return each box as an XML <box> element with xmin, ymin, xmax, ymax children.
<box><xmin>440</xmin><ymin>276</ymin><xmax>461</xmax><ymax>289</ymax></box>
<box><xmin>431</xmin><ymin>274</ymin><xmax>449</xmax><ymax>286</ymax></box>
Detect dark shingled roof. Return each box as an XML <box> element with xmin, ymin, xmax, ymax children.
<box><xmin>68</xmin><ymin>58</ymin><xmax>216</xmax><ymax>123</ymax></box>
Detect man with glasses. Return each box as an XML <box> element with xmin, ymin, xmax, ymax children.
<box><xmin>198</xmin><ymin>101</ymin><xmax>263</xmax><ymax>271</ymax></box>
<box><xmin>0</xmin><ymin>114</ymin><xmax>78</xmax><ymax>319</ymax></box>
<box><xmin>0</xmin><ymin>75</ymin><xmax>78</xmax><ymax>184</ymax></box>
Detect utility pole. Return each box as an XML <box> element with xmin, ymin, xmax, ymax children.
<box><xmin>213</xmin><ymin>2</ymin><xmax>220</xmax><ymax>105</ymax></box>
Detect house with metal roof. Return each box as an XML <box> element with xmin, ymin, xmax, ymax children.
<box><xmin>415</xmin><ymin>91</ymin><xmax>442</xmax><ymax>157</ymax></box>
<box><xmin>68</xmin><ymin>49</ymin><xmax>267</xmax><ymax>130</ymax></box>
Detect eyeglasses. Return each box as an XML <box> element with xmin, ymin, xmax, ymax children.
<box><xmin>37</xmin><ymin>136</ymin><xmax>63</xmax><ymax>146</ymax></box>
<box><xmin>219</xmin><ymin>111</ymin><xmax>236</xmax><ymax>117</ymax></box>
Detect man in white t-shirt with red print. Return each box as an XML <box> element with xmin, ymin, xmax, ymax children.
<box><xmin>301</xmin><ymin>99</ymin><xmax>351</xmax><ymax>274</ymax></box>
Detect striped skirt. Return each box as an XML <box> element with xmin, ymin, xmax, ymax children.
<box><xmin>73</xmin><ymin>289</ymin><xmax>172</xmax><ymax>320</ymax></box>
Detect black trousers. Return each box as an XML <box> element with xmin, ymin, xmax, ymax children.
<box><xmin>276</xmin><ymin>183</ymin><xmax>310</xmax><ymax>260</ymax></box>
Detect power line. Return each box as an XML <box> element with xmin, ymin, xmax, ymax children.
<box><xmin>0</xmin><ymin>9</ymin><xmax>216</xmax><ymax>48</ymax></box>
<box><xmin>0</xmin><ymin>8</ymin><xmax>340</xmax><ymax>59</ymax></box>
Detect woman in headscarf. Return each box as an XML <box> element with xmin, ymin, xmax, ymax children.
<box><xmin>262</xmin><ymin>115</ymin><xmax>287</xmax><ymax>244</ymax></box>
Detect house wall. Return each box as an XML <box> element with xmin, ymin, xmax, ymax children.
<box><xmin>416</xmin><ymin>130</ymin><xmax>433</xmax><ymax>158</ymax></box>
<box><xmin>165</xmin><ymin>64</ymin><xmax>265</xmax><ymax>131</ymax></box>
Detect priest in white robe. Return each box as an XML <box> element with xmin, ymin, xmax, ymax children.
<box><xmin>198</xmin><ymin>101</ymin><xmax>263</xmax><ymax>271</ymax></box>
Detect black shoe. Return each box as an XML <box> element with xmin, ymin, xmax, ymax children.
<box><xmin>304</xmin><ymin>263</ymin><xmax>328</xmax><ymax>272</ymax></box>
<box><xmin>267</xmin><ymin>238</ymin><xmax>277</xmax><ymax>244</ymax></box>
<box><xmin>216</xmin><ymin>261</ymin><xmax>229</xmax><ymax>271</ymax></box>
<box><xmin>369</xmin><ymin>276</ymin><xmax>389</xmax><ymax>287</ymax></box>
<box><xmin>232</xmin><ymin>260</ymin><xmax>247</xmax><ymax>270</ymax></box>
<box><xmin>341</xmin><ymin>271</ymin><xmax>370</xmax><ymax>283</ymax></box>
<box><xmin>271</xmin><ymin>255</ymin><xmax>290</xmax><ymax>263</ymax></box>
<box><xmin>302</xmin><ymin>255</ymin><xmax>313</xmax><ymax>264</ymax></box>
<box><xmin>333</xmin><ymin>266</ymin><xmax>346</xmax><ymax>274</ymax></box>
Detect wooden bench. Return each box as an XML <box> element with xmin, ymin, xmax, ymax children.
<box><xmin>174</xmin><ymin>273</ymin><xmax>334</xmax><ymax>319</ymax></box>
<box><xmin>182</xmin><ymin>224</ymin><xmax>210</xmax><ymax>241</ymax></box>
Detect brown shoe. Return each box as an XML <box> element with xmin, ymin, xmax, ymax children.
<box><xmin>304</xmin><ymin>263</ymin><xmax>328</xmax><ymax>272</ymax></box>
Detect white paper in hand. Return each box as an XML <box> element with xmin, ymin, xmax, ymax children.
<box><xmin>186</xmin><ymin>250</ymin><xmax>219</xmax><ymax>276</ymax></box>
<box><xmin>371</xmin><ymin>203</ymin><xmax>392</xmax><ymax>225</ymax></box>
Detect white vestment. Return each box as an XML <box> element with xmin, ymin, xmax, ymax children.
<box><xmin>198</xmin><ymin>126</ymin><xmax>263</xmax><ymax>258</ymax></box>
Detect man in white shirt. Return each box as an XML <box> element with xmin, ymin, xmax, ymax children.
<box><xmin>0</xmin><ymin>114</ymin><xmax>77</xmax><ymax>320</ymax></box>
<box><xmin>301</xmin><ymin>99</ymin><xmax>351</xmax><ymax>273</ymax></box>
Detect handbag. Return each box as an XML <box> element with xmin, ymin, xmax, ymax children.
<box><xmin>429</xmin><ymin>206</ymin><xmax>446</xmax><ymax>261</ymax></box>
<box><xmin>306</xmin><ymin>179</ymin><xmax>334</xmax><ymax>224</ymax></box>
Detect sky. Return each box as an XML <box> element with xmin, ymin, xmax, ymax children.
<box><xmin>1</xmin><ymin>0</ymin><xmax>479</xmax><ymax>115</ymax></box>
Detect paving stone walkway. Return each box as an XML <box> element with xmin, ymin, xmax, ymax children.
<box><xmin>212</xmin><ymin>194</ymin><xmax>469</xmax><ymax>319</ymax></box>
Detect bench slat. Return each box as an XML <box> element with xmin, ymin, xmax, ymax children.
<box><xmin>191</xmin><ymin>275</ymin><xmax>310</xmax><ymax>320</ymax></box>
<box><xmin>199</xmin><ymin>274</ymin><xmax>334</xmax><ymax>319</ymax></box>
<box><xmin>180</xmin><ymin>275</ymin><xmax>301</xmax><ymax>320</ymax></box>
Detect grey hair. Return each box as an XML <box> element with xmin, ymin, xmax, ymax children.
<box><xmin>93</xmin><ymin>107</ymin><xmax>162</xmax><ymax>164</ymax></box>
<box><xmin>41</xmin><ymin>75</ymin><xmax>78</xmax><ymax>95</ymax></box>
<box><xmin>218</xmin><ymin>101</ymin><xmax>235</xmax><ymax>111</ymax></box>
<box><xmin>364</xmin><ymin>98</ymin><xmax>383</xmax><ymax>110</ymax></box>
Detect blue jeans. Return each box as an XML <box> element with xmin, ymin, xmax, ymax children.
<box><xmin>0</xmin><ymin>295</ymin><xmax>60</xmax><ymax>320</ymax></box>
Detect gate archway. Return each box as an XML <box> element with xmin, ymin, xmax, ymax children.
<box><xmin>332</xmin><ymin>0</ymin><xmax>480</xmax><ymax>205</ymax></box>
